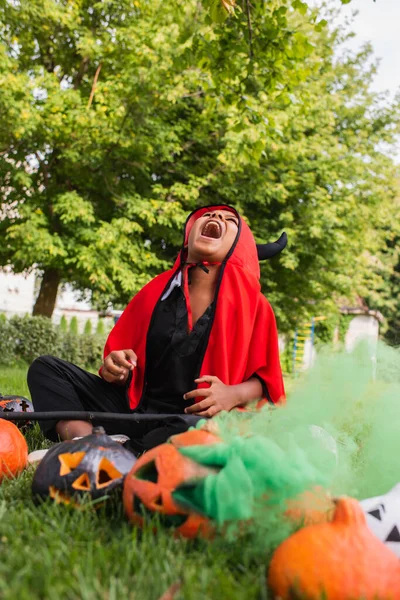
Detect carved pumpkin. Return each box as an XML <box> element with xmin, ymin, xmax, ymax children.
<box><xmin>32</xmin><ymin>427</ymin><xmax>136</xmax><ymax>505</ymax></box>
<box><xmin>168</xmin><ymin>428</ymin><xmax>221</xmax><ymax>448</ymax></box>
<box><xmin>0</xmin><ymin>394</ymin><xmax>34</xmax><ymax>429</ymax></box>
<box><xmin>123</xmin><ymin>443</ymin><xmax>215</xmax><ymax>539</ymax></box>
<box><xmin>268</xmin><ymin>496</ymin><xmax>400</xmax><ymax>599</ymax></box>
<box><xmin>0</xmin><ymin>419</ymin><xmax>28</xmax><ymax>481</ymax></box>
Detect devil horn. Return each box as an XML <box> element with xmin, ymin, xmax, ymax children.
<box><xmin>256</xmin><ymin>232</ymin><xmax>287</xmax><ymax>260</ymax></box>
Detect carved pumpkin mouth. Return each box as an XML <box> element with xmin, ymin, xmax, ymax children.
<box><xmin>201</xmin><ymin>219</ymin><xmax>222</xmax><ymax>239</ymax></box>
<box><xmin>131</xmin><ymin>459</ymin><xmax>190</xmax><ymax>528</ymax></box>
<box><xmin>49</xmin><ymin>486</ymin><xmax>76</xmax><ymax>506</ymax></box>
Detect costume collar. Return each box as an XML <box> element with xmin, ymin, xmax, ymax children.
<box><xmin>161</xmin><ymin>260</ymin><xmax>221</xmax><ymax>302</ymax></box>
<box><xmin>161</xmin><ymin>271</ymin><xmax>182</xmax><ymax>301</ymax></box>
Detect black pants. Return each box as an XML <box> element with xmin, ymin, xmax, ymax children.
<box><xmin>27</xmin><ymin>356</ymin><xmax>201</xmax><ymax>453</ymax></box>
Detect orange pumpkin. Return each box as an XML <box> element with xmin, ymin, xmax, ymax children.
<box><xmin>0</xmin><ymin>420</ymin><xmax>28</xmax><ymax>481</ymax></box>
<box><xmin>269</xmin><ymin>496</ymin><xmax>400</xmax><ymax>600</ymax></box>
<box><xmin>168</xmin><ymin>428</ymin><xmax>221</xmax><ymax>448</ymax></box>
<box><xmin>123</xmin><ymin>443</ymin><xmax>215</xmax><ymax>539</ymax></box>
<box><xmin>285</xmin><ymin>486</ymin><xmax>334</xmax><ymax>526</ymax></box>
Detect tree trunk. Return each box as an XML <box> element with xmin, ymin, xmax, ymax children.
<box><xmin>32</xmin><ymin>268</ymin><xmax>61</xmax><ymax>318</ymax></box>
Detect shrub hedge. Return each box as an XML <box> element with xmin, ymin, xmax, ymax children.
<box><xmin>0</xmin><ymin>315</ymin><xmax>107</xmax><ymax>370</ymax></box>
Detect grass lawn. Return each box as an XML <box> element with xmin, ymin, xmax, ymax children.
<box><xmin>0</xmin><ymin>366</ymin><xmax>273</xmax><ymax>600</ymax></box>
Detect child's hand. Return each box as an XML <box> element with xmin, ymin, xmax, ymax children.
<box><xmin>183</xmin><ymin>375</ymin><xmax>238</xmax><ymax>418</ymax></box>
<box><xmin>102</xmin><ymin>349</ymin><xmax>137</xmax><ymax>384</ymax></box>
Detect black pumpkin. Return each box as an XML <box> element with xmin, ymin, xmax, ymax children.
<box><xmin>0</xmin><ymin>394</ymin><xmax>34</xmax><ymax>429</ymax></box>
<box><xmin>32</xmin><ymin>427</ymin><xmax>136</xmax><ymax>506</ymax></box>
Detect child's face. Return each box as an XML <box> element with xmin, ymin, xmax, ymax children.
<box><xmin>186</xmin><ymin>209</ymin><xmax>239</xmax><ymax>263</ymax></box>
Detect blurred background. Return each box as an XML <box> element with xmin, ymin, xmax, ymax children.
<box><xmin>0</xmin><ymin>0</ymin><xmax>399</xmax><ymax>375</ymax></box>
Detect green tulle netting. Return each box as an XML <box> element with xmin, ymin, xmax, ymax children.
<box><xmin>172</xmin><ymin>342</ymin><xmax>400</xmax><ymax>548</ymax></box>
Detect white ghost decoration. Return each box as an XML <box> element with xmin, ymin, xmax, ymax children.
<box><xmin>360</xmin><ymin>483</ymin><xmax>400</xmax><ymax>558</ymax></box>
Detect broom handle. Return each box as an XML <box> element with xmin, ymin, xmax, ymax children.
<box><xmin>0</xmin><ymin>411</ymin><xmax>195</xmax><ymax>423</ymax></box>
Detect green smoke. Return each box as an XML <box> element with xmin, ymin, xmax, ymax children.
<box><xmin>173</xmin><ymin>342</ymin><xmax>400</xmax><ymax>549</ymax></box>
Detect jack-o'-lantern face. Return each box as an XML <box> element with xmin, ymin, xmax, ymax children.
<box><xmin>0</xmin><ymin>394</ymin><xmax>33</xmax><ymax>429</ymax></box>
<box><xmin>123</xmin><ymin>444</ymin><xmax>216</xmax><ymax>539</ymax></box>
<box><xmin>32</xmin><ymin>427</ymin><xmax>136</xmax><ymax>506</ymax></box>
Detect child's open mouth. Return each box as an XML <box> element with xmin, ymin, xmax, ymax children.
<box><xmin>201</xmin><ymin>220</ymin><xmax>222</xmax><ymax>239</ymax></box>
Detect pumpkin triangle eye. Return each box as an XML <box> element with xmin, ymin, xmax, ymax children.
<box><xmin>386</xmin><ymin>525</ymin><xmax>400</xmax><ymax>543</ymax></box>
<box><xmin>58</xmin><ymin>452</ymin><xmax>86</xmax><ymax>476</ymax></box>
<box><xmin>72</xmin><ymin>472</ymin><xmax>91</xmax><ymax>491</ymax></box>
<box><xmin>135</xmin><ymin>460</ymin><xmax>158</xmax><ymax>483</ymax></box>
<box><xmin>96</xmin><ymin>457</ymin><xmax>122</xmax><ymax>488</ymax></box>
<box><xmin>367</xmin><ymin>503</ymin><xmax>385</xmax><ymax>521</ymax></box>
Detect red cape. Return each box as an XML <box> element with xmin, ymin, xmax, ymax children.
<box><xmin>103</xmin><ymin>205</ymin><xmax>285</xmax><ymax>409</ymax></box>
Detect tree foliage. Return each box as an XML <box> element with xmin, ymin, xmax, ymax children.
<box><xmin>59</xmin><ymin>314</ymin><xmax>67</xmax><ymax>332</ymax></box>
<box><xmin>69</xmin><ymin>316</ymin><xmax>78</xmax><ymax>335</ymax></box>
<box><xmin>0</xmin><ymin>0</ymin><xmax>398</xmax><ymax>332</ymax></box>
<box><xmin>385</xmin><ymin>248</ymin><xmax>400</xmax><ymax>346</ymax></box>
<box><xmin>84</xmin><ymin>318</ymin><xmax>92</xmax><ymax>335</ymax></box>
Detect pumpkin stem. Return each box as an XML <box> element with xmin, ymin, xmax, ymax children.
<box><xmin>92</xmin><ymin>426</ymin><xmax>106</xmax><ymax>435</ymax></box>
<box><xmin>333</xmin><ymin>497</ymin><xmax>367</xmax><ymax>526</ymax></box>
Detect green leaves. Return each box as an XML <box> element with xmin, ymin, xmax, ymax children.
<box><xmin>292</xmin><ymin>0</ymin><xmax>308</xmax><ymax>15</ymax></box>
<box><xmin>202</xmin><ymin>0</ymin><xmax>236</xmax><ymax>23</ymax></box>
<box><xmin>53</xmin><ymin>192</ymin><xmax>96</xmax><ymax>225</ymax></box>
<box><xmin>0</xmin><ymin>0</ymin><xmax>397</xmax><ymax>328</ymax></box>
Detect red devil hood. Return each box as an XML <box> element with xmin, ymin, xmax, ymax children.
<box><xmin>103</xmin><ymin>205</ymin><xmax>285</xmax><ymax>409</ymax></box>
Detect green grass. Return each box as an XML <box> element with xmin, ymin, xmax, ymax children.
<box><xmin>0</xmin><ymin>365</ymin><xmax>30</xmax><ymax>398</ymax></box>
<box><xmin>0</xmin><ymin>367</ymin><xmax>272</xmax><ymax>600</ymax></box>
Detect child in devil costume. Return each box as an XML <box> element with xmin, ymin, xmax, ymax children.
<box><xmin>28</xmin><ymin>205</ymin><xmax>286</xmax><ymax>453</ymax></box>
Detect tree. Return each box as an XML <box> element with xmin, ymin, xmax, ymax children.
<box><xmin>0</xmin><ymin>0</ymin><xmax>316</xmax><ymax>317</ymax></box>
<box><xmin>364</xmin><ymin>202</ymin><xmax>400</xmax><ymax>347</ymax></box>
<box><xmin>225</xmin><ymin>23</ymin><xmax>400</xmax><ymax>331</ymax></box>
<box><xmin>59</xmin><ymin>314</ymin><xmax>68</xmax><ymax>332</ymax></box>
<box><xmin>96</xmin><ymin>319</ymin><xmax>105</xmax><ymax>335</ymax></box>
<box><xmin>83</xmin><ymin>319</ymin><xmax>92</xmax><ymax>335</ymax></box>
<box><xmin>0</xmin><ymin>0</ymin><xmax>398</xmax><ymax>331</ymax></box>
<box><xmin>69</xmin><ymin>316</ymin><xmax>78</xmax><ymax>336</ymax></box>
<box><xmin>385</xmin><ymin>252</ymin><xmax>400</xmax><ymax>345</ymax></box>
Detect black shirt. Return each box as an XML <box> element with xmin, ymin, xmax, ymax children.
<box><xmin>143</xmin><ymin>284</ymin><xmax>213</xmax><ymax>414</ymax></box>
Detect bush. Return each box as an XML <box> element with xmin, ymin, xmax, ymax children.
<box><xmin>9</xmin><ymin>315</ymin><xmax>59</xmax><ymax>365</ymax></box>
<box><xmin>57</xmin><ymin>331</ymin><xmax>85</xmax><ymax>365</ymax></box>
<box><xmin>0</xmin><ymin>315</ymin><xmax>107</xmax><ymax>369</ymax></box>
<box><xmin>79</xmin><ymin>334</ymin><xmax>105</xmax><ymax>370</ymax></box>
<box><xmin>59</xmin><ymin>315</ymin><xmax>68</xmax><ymax>332</ymax></box>
<box><xmin>96</xmin><ymin>319</ymin><xmax>105</xmax><ymax>335</ymax></box>
<box><xmin>0</xmin><ymin>318</ymin><xmax>17</xmax><ymax>365</ymax></box>
<box><xmin>84</xmin><ymin>319</ymin><xmax>92</xmax><ymax>335</ymax></box>
<box><xmin>69</xmin><ymin>316</ymin><xmax>79</xmax><ymax>335</ymax></box>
